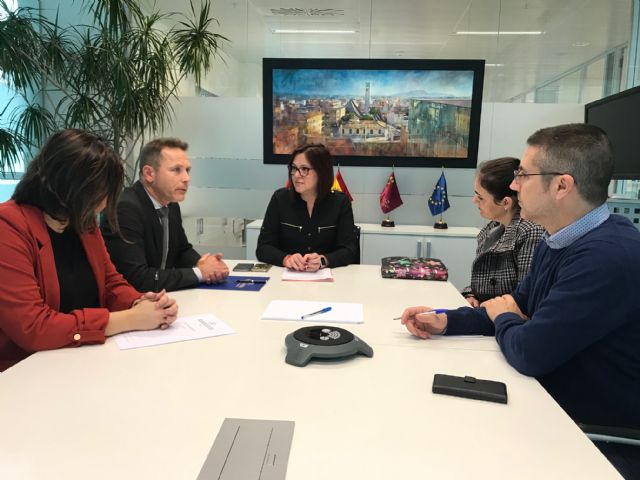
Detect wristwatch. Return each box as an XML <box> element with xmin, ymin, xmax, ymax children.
<box><xmin>320</xmin><ymin>256</ymin><xmax>328</xmax><ymax>268</ymax></box>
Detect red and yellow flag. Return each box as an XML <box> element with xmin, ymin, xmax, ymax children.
<box><xmin>331</xmin><ymin>168</ymin><xmax>353</xmax><ymax>202</ymax></box>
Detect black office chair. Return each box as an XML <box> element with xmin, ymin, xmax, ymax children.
<box><xmin>579</xmin><ymin>424</ymin><xmax>640</xmax><ymax>478</ymax></box>
<box><xmin>579</xmin><ymin>424</ymin><xmax>640</xmax><ymax>447</ymax></box>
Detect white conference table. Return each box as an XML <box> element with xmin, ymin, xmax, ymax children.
<box><xmin>0</xmin><ymin>263</ymin><xmax>620</xmax><ymax>479</ymax></box>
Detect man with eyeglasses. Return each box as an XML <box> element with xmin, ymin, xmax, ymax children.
<box><xmin>401</xmin><ymin>123</ymin><xmax>640</xmax><ymax>478</ymax></box>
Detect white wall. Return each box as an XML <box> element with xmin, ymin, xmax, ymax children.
<box><xmin>162</xmin><ymin>98</ymin><xmax>583</xmax><ymax>228</ymax></box>
<box><xmin>28</xmin><ymin>2</ymin><xmax>583</xmax><ymax>229</ymax></box>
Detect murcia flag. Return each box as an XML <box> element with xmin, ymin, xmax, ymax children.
<box><xmin>380</xmin><ymin>171</ymin><xmax>403</xmax><ymax>214</ymax></box>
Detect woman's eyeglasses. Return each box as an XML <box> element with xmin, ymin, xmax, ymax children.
<box><xmin>289</xmin><ymin>165</ymin><xmax>313</xmax><ymax>177</ymax></box>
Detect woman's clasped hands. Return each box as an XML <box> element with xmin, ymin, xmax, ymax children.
<box><xmin>106</xmin><ymin>289</ymin><xmax>178</xmax><ymax>336</ymax></box>
<box><xmin>283</xmin><ymin>252</ymin><xmax>323</xmax><ymax>272</ymax></box>
<box><xmin>132</xmin><ymin>289</ymin><xmax>178</xmax><ymax>329</ymax></box>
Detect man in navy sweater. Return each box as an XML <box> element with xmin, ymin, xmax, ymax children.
<box><xmin>402</xmin><ymin>124</ymin><xmax>640</xmax><ymax>478</ymax></box>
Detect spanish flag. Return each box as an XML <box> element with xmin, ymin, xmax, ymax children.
<box><xmin>331</xmin><ymin>167</ymin><xmax>353</xmax><ymax>202</ymax></box>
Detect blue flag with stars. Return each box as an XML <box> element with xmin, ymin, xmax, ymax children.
<box><xmin>428</xmin><ymin>172</ymin><xmax>450</xmax><ymax>216</ymax></box>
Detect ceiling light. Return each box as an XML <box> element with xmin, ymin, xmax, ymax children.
<box><xmin>485</xmin><ymin>64</ymin><xmax>504</xmax><ymax>67</ymax></box>
<box><xmin>272</xmin><ymin>29</ymin><xmax>357</xmax><ymax>34</ymax></box>
<box><xmin>572</xmin><ymin>41</ymin><xmax>590</xmax><ymax>47</ymax></box>
<box><xmin>454</xmin><ymin>31</ymin><xmax>544</xmax><ymax>36</ymax></box>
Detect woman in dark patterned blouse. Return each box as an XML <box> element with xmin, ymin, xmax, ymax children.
<box><xmin>462</xmin><ymin>157</ymin><xmax>546</xmax><ymax>306</ymax></box>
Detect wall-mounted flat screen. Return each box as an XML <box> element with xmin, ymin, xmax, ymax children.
<box><xmin>263</xmin><ymin>58</ymin><xmax>485</xmax><ymax>168</ymax></box>
<box><xmin>585</xmin><ymin>85</ymin><xmax>640</xmax><ymax>180</ymax></box>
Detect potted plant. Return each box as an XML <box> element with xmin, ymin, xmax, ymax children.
<box><xmin>0</xmin><ymin>0</ymin><xmax>228</xmax><ymax>179</ymax></box>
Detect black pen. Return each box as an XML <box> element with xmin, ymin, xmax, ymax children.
<box><xmin>235</xmin><ymin>279</ymin><xmax>267</xmax><ymax>284</ymax></box>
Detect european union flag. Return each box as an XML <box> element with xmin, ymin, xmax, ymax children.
<box><xmin>428</xmin><ymin>172</ymin><xmax>450</xmax><ymax>216</ymax></box>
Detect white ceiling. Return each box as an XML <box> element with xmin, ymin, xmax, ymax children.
<box><xmin>147</xmin><ymin>0</ymin><xmax>633</xmax><ymax>101</ymax></box>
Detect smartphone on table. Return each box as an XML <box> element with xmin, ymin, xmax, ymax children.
<box><xmin>251</xmin><ymin>263</ymin><xmax>272</xmax><ymax>272</ymax></box>
<box><xmin>233</xmin><ymin>263</ymin><xmax>255</xmax><ymax>272</ymax></box>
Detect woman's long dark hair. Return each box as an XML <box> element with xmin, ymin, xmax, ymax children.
<box><xmin>13</xmin><ymin>129</ymin><xmax>124</xmax><ymax>234</ymax></box>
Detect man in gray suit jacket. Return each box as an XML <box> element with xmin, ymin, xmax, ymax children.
<box><xmin>102</xmin><ymin>138</ymin><xmax>228</xmax><ymax>291</ymax></box>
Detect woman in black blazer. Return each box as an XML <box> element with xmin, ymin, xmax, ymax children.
<box><xmin>256</xmin><ymin>144</ymin><xmax>358</xmax><ymax>271</ymax></box>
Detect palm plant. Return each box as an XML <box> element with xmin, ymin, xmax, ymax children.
<box><xmin>0</xmin><ymin>0</ymin><xmax>228</xmax><ymax>178</ymax></box>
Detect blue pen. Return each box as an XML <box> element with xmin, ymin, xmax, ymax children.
<box><xmin>301</xmin><ymin>307</ymin><xmax>332</xmax><ymax>319</ymax></box>
<box><xmin>393</xmin><ymin>308</ymin><xmax>448</xmax><ymax>320</ymax></box>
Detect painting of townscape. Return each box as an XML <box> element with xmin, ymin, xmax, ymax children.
<box><xmin>268</xmin><ymin>63</ymin><xmax>482</xmax><ymax>165</ymax></box>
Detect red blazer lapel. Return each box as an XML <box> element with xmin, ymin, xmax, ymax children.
<box><xmin>20</xmin><ymin>204</ymin><xmax>61</xmax><ymax>311</ymax></box>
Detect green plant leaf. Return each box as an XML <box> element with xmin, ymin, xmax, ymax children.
<box><xmin>0</xmin><ymin>0</ymin><xmax>227</xmax><ymax>177</ymax></box>
<box><xmin>172</xmin><ymin>0</ymin><xmax>229</xmax><ymax>87</ymax></box>
<box><xmin>0</xmin><ymin>128</ymin><xmax>24</xmax><ymax>176</ymax></box>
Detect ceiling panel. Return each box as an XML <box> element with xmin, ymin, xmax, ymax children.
<box><xmin>144</xmin><ymin>0</ymin><xmax>633</xmax><ymax>101</ymax></box>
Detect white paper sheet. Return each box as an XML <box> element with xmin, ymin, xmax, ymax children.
<box><xmin>114</xmin><ymin>314</ymin><xmax>235</xmax><ymax>350</ymax></box>
<box><xmin>281</xmin><ymin>268</ymin><xmax>333</xmax><ymax>282</ymax></box>
<box><xmin>261</xmin><ymin>300</ymin><xmax>363</xmax><ymax>324</ymax></box>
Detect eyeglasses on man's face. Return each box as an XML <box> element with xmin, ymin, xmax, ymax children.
<box><xmin>512</xmin><ymin>169</ymin><xmax>566</xmax><ymax>184</ymax></box>
<box><xmin>289</xmin><ymin>165</ymin><xmax>314</xmax><ymax>177</ymax></box>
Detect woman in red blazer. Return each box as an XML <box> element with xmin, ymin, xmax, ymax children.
<box><xmin>0</xmin><ymin>129</ymin><xmax>178</xmax><ymax>371</ymax></box>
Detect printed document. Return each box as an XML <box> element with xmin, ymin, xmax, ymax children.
<box><xmin>282</xmin><ymin>268</ymin><xmax>333</xmax><ymax>282</ymax></box>
<box><xmin>261</xmin><ymin>300</ymin><xmax>363</xmax><ymax>324</ymax></box>
<box><xmin>114</xmin><ymin>314</ymin><xmax>235</xmax><ymax>350</ymax></box>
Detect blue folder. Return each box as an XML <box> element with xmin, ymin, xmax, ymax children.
<box><xmin>196</xmin><ymin>275</ymin><xmax>269</xmax><ymax>292</ymax></box>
